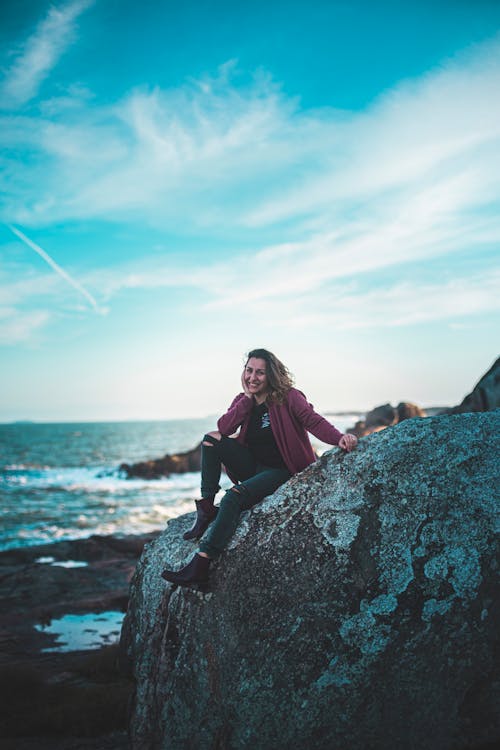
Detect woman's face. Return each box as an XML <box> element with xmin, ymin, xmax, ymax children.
<box><xmin>243</xmin><ymin>357</ymin><xmax>269</xmax><ymax>398</ymax></box>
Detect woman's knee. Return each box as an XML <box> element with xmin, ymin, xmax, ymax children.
<box><xmin>220</xmin><ymin>486</ymin><xmax>245</xmax><ymax>510</ymax></box>
<box><xmin>202</xmin><ymin>431</ymin><xmax>222</xmax><ymax>446</ymax></box>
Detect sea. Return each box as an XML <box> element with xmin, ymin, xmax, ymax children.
<box><xmin>0</xmin><ymin>413</ymin><xmax>361</xmax><ymax>553</ymax></box>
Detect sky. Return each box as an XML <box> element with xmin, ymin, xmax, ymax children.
<box><xmin>1</xmin><ymin>0</ymin><xmax>499</xmax><ymax>422</ymax></box>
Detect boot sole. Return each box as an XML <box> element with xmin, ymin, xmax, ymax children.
<box><xmin>161</xmin><ymin>574</ymin><xmax>209</xmax><ymax>593</ymax></box>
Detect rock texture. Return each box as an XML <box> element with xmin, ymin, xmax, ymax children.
<box><xmin>122</xmin><ymin>411</ymin><xmax>500</xmax><ymax>750</ymax></box>
<box><xmin>448</xmin><ymin>356</ymin><xmax>500</xmax><ymax>414</ymax></box>
<box><xmin>349</xmin><ymin>401</ymin><xmax>426</xmax><ymax>437</ymax></box>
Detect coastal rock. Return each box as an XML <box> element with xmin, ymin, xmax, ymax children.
<box><xmin>121</xmin><ymin>444</ymin><xmax>320</xmax><ymax>479</ymax></box>
<box><xmin>122</xmin><ymin>411</ymin><xmax>500</xmax><ymax>750</ymax></box>
<box><xmin>396</xmin><ymin>401</ymin><xmax>426</xmax><ymax>421</ymax></box>
<box><xmin>365</xmin><ymin>402</ymin><xmax>398</xmax><ymax>427</ymax></box>
<box><xmin>448</xmin><ymin>356</ymin><xmax>500</xmax><ymax>414</ymax></box>
<box><xmin>120</xmin><ymin>443</ymin><xmax>202</xmax><ymax>479</ymax></box>
<box><xmin>349</xmin><ymin>400</ymin><xmax>425</xmax><ymax>437</ymax></box>
<box><xmin>0</xmin><ymin>533</ymin><xmax>158</xmax><ymax>745</ymax></box>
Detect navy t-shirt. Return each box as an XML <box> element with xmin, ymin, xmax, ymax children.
<box><xmin>246</xmin><ymin>402</ymin><xmax>287</xmax><ymax>469</ymax></box>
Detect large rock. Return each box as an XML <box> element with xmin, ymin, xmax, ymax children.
<box><xmin>449</xmin><ymin>356</ymin><xmax>500</xmax><ymax>414</ymax></box>
<box><xmin>122</xmin><ymin>412</ymin><xmax>500</xmax><ymax>750</ymax></box>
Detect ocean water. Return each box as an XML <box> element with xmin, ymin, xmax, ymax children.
<box><xmin>0</xmin><ymin>413</ymin><xmax>360</xmax><ymax>552</ymax></box>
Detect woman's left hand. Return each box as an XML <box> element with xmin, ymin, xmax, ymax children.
<box><xmin>339</xmin><ymin>434</ymin><xmax>358</xmax><ymax>452</ymax></box>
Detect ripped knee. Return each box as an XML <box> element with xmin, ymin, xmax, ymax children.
<box><xmin>202</xmin><ymin>431</ymin><xmax>222</xmax><ymax>447</ymax></box>
<box><xmin>221</xmin><ymin>485</ymin><xmax>248</xmax><ymax>507</ymax></box>
<box><xmin>231</xmin><ymin>484</ymin><xmax>252</xmax><ymax>502</ymax></box>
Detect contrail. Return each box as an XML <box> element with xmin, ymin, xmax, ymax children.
<box><xmin>7</xmin><ymin>224</ymin><xmax>103</xmax><ymax>314</ymax></box>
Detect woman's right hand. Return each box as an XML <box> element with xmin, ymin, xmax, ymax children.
<box><xmin>241</xmin><ymin>370</ymin><xmax>253</xmax><ymax>399</ymax></box>
<box><xmin>339</xmin><ymin>434</ymin><xmax>358</xmax><ymax>452</ymax></box>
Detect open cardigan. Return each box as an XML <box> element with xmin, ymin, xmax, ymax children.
<box><xmin>217</xmin><ymin>387</ymin><xmax>344</xmax><ymax>475</ymax></box>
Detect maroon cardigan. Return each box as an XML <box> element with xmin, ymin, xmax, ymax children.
<box><xmin>217</xmin><ymin>388</ymin><xmax>344</xmax><ymax>475</ymax></box>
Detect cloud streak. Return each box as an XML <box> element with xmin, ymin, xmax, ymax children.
<box><xmin>0</xmin><ymin>0</ymin><xmax>94</xmax><ymax>108</ymax></box>
<box><xmin>7</xmin><ymin>224</ymin><xmax>104</xmax><ymax>314</ymax></box>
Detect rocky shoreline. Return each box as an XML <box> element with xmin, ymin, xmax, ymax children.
<box><xmin>0</xmin><ymin>532</ymin><xmax>160</xmax><ymax>749</ymax></box>
<box><xmin>2</xmin><ymin>356</ymin><xmax>498</xmax><ymax>748</ymax></box>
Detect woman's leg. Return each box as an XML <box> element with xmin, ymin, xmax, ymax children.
<box><xmin>163</xmin><ymin>464</ymin><xmax>290</xmax><ymax>587</ymax></box>
<box><xmin>200</xmin><ymin>432</ymin><xmax>224</xmax><ymax>500</ymax></box>
<box><xmin>198</xmin><ymin>466</ymin><xmax>290</xmax><ymax>559</ymax></box>
<box><xmin>200</xmin><ymin>432</ymin><xmax>256</xmax><ymax>498</ymax></box>
<box><xmin>183</xmin><ymin>433</ymin><xmax>256</xmax><ymax>541</ymax></box>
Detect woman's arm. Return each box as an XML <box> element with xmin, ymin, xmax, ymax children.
<box><xmin>217</xmin><ymin>393</ymin><xmax>253</xmax><ymax>436</ymax></box>
<box><xmin>288</xmin><ymin>389</ymin><xmax>357</xmax><ymax>450</ymax></box>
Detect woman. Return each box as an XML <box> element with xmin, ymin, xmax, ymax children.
<box><xmin>162</xmin><ymin>349</ymin><xmax>358</xmax><ymax>588</ymax></box>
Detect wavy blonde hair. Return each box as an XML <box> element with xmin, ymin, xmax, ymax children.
<box><xmin>245</xmin><ymin>348</ymin><xmax>294</xmax><ymax>405</ymax></box>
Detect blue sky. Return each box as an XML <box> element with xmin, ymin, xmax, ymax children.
<box><xmin>1</xmin><ymin>0</ymin><xmax>499</xmax><ymax>422</ymax></box>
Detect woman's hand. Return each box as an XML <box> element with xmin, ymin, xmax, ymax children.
<box><xmin>241</xmin><ymin>371</ymin><xmax>253</xmax><ymax>399</ymax></box>
<box><xmin>339</xmin><ymin>434</ymin><xmax>358</xmax><ymax>452</ymax></box>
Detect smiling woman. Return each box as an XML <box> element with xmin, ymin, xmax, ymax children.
<box><xmin>161</xmin><ymin>348</ymin><xmax>358</xmax><ymax>588</ymax></box>
<box><xmin>242</xmin><ymin>347</ymin><xmax>294</xmax><ymax>403</ymax></box>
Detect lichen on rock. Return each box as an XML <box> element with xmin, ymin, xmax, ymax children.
<box><xmin>122</xmin><ymin>410</ymin><xmax>500</xmax><ymax>750</ymax></box>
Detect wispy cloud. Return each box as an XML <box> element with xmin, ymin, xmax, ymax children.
<box><xmin>1</xmin><ymin>33</ymin><xmax>499</xmax><ymax>338</ymax></box>
<box><xmin>83</xmin><ymin>249</ymin><xmax>500</xmax><ymax>332</ymax></box>
<box><xmin>0</xmin><ymin>0</ymin><xmax>94</xmax><ymax>108</ymax></box>
<box><xmin>0</xmin><ymin>259</ymin><xmax>61</xmax><ymax>344</ymax></box>
<box><xmin>245</xmin><ymin>39</ymin><xmax>500</xmax><ymax>228</ymax></box>
<box><xmin>0</xmin><ymin>306</ymin><xmax>51</xmax><ymax>345</ymax></box>
<box><xmin>263</xmin><ymin>269</ymin><xmax>500</xmax><ymax>330</ymax></box>
<box><xmin>7</xmin><ymin>224</ymin><xmax>104</xmax><ymax>314</ymax></box>
<box><xmin>2</xmin><ymin>34</ymin><xmax>499</xmax><ymax>235</ymax></box>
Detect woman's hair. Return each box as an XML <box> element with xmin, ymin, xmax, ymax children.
<box><xmin>245</xmin><ymin>348</ymin><xmax>294</xmax><ymax>404</ymax></box>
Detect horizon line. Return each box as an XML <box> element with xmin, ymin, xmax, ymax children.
<box><xmin>0</xmin><ymin>405</ymin><xmax>452</xmax><ymax>426</ymax></box>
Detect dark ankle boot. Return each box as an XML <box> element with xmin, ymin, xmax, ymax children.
<box><xmin>161</xmin><ymin>553</ymin><xmax>211</xmax><ymax>588</ymax></box>
<box><xmin>182</xmin><ymin>499</ymin><xmax>218</xmax><ymax>541</ymax></box>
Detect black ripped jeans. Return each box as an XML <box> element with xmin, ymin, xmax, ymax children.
<box><xmin>198</xmin><ymin>435</ymin><xmax>290</xmax><ymax>559</ymax></box>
